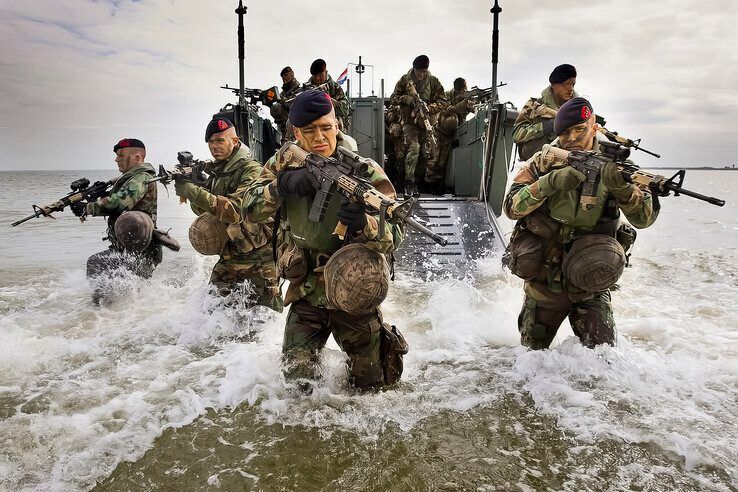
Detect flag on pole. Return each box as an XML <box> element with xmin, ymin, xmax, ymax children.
<box><xmin>336</xmin><ymin>66</ymin><xmax>349</xmax><ymax>85</ymax></box>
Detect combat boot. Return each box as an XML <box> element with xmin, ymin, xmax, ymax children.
<box><xmin>403</xmin><ymin>181</ymin><xmax>419</xmax><ymax>199</ymax></box>
<box><xmin>427</xmin><ymin>181</ymin><xmax>445</xmax><ymax>196</ymax></box>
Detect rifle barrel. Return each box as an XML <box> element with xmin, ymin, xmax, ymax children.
<box><xmin>403</xmin><ymin>216</ymin><xmax>449</xmax><ymax>246</ymax></box>
<box><xmin>666</xmin><ymin>185</ymin><xmax>725</xmax><ymax>207</ymax></box>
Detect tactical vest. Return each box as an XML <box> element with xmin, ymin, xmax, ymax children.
<box><xmin>204</xmin><ymin>144</ymin><xmax>272</xmax><ymax>257</ymax></box>
<box><xmin>284</xmin><ymin>188</ymin><xmax>344</xmax><ymax>254</ymax></box>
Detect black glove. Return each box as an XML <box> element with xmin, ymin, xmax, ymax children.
<box><xmin>70</xmin><ymin>200</ymin><xmax>88</xmax><ymax>218</ymax></box>
<box><xmin>87</xmin><ymin>182</ymin><xmax>109</xmax><ymax>201</ymax></box>
<box><xmin>276</xmin><ymin>168</ymin><xmax>318</xmax><ymax>197</ymax></box>
<box><xmin>336</xmin><ymin>200</ymin><xmax>367</xmax><ymax>234</ymax></box>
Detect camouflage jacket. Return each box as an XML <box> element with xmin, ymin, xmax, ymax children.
<box><xmin>305</xmin><ymin>74</ymin><xmax>349</xmax><ymax>118</ymax></box>
<box><xmin>281</xmin><ymin>78</ymin><xmax>301</xmax><ymax>102</ymax></box>
<box><xmin>190</xmin><ymin>143</ymin><xmax>273</xmax><ymax>259</ymax></box>
<box><xmin>241</xmin><ymin>132</ymin><xmax>403</xmax><ymax>307</ymax></box>
<box><xmin>504</xmin><ymin>138</ymin><xmax>658</xmax><ymax>242</ymax></box>
<box><xmin>390</xmin><ymin>69</ymin><xmax>448</xmax><ymax>127</ymax></box>
<box><xmin>87</xmin><ymin>163</ymin><xmax>157</xmax><ymax>251</ymax></box>
<box><xmin>512</xmin><ymin>85</ymin><xmax>578</xmax><ymax>146</ymax></box>
<box><xmin>444</xmin><ymin>88</ymin><xmax>474</xmax><ymax>121</ymax></box>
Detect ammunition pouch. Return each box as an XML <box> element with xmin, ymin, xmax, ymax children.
<box><xmin>380</xmin><ymin>324</ymin><xmax>409</xmax><ymax>385</ymax></box>
<box><xmin>503</xmin><ymin>214</ymin><xmax>560</xmax><ymax>281</ymax></box>
<box><xmin>277</xmin><ymin>242</ymin><xmax>308</xmax><ymax>282</ymax></box>
<box><xmin>226</xmin><ymin>220</ymin><xmax>272</xmax><ymax>255</ymax></box>
<box><xmin>503</xmin><ymin>226</ymin><xmax>543</xmax><ymax>281</ymax></box>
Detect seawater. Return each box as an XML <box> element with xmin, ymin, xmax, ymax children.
<box><xmin>0</xmin><ymin>170</ymin><xmax>736</xmax><ymax>491</ymax></box>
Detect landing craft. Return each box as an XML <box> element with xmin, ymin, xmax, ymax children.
<box><xmin>212</xmin><ymin>0</ymin><xmax>514</xmax><ymax>272</ymax></box>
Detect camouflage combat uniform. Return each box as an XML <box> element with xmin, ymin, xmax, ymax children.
<box><xmin>384</xmin><ymin>103</ymin><xmax>405</xmax><ymax>184</ymax></box>
<box><xmin>390</xmin><ymin>69</ymin><xmax>448</xmax><ymax>184</ymax></box>
<box><xmin>504</xmin><ymin>139</ymin><xmax>658</xmax><ymax>349</ymax></box>
<box><xmin>86</xmin><ymin>163</ymin><xmax>161</xmax><ymax>278</ymax></box>
<box><xmin>513</xmin><ymin>86</ymin><xmax>579</xmax><ymax>161</ymax></box>
<box><xmin>436</xmin><ymin>88</ymin><xmax>475</xmax><ymax>182</ymax></box>
<box><xmin>270</xmin><ymin>77</ymin><xmax>301</xmax><ymax>143</ymax></box>
<box><xmin>304</xmin><ymin>74</ymin><xmax>350</xmax><ymax>130</ymax></box>
<box><xmin>189</xmin><ymin>143</ymin><xmax>282</xmax><ymax>311</ymax></box>
<box><xmin>242</xmin><ymin>132</ymin><xmax>404</xmax><ymax>389</ymax></box>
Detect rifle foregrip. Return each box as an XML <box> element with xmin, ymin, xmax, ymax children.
<box><xmin>309</xmin><ymin>188</ymin><xmax>333</xmax><ymax>222</ymax></box>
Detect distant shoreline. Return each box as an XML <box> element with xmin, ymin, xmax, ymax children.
<box><xmin>645</xmin><ymin>167</ymin><xmax>738</xmax><ymax>171</ymax></box>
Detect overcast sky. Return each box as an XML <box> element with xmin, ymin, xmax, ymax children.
<box><xmin>1</xmin><ymin>0</ymin><xmax>737</xmax><ymax>171</ymax></box>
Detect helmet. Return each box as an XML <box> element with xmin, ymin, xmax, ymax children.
<box><xmin>114</xmin><ymin>211</ymin><xmax>154</xmax><ymax>251</ymax></box>
<box><xmin>562</xmin><ymin>234</ymin><xmax>625</xmax><ymax>293</ymax></box>
<box><xmin>324</xmin><ymin>243</ymin><xmax>390</xmax><ymax>314</ymax></box>
<box><xmin>188</xmin><ymin>213</ymin><xmax>228</xmax><ymax>255</ymax></box>
<box><xmin>439</xmin><ymin>113</ymin><xmax>459</xmax><ymax>134</ymax></box>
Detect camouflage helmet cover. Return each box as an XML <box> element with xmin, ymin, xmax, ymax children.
<box><xmin>562</xmin><ymin>234</ymin><xmax>625</xmax><ymax>292</ymax></box>
<box><xmin>188</xmin><ymin>212</ymin><xmax>228</xmax><ymax>256</ymax></box>
<box><xmin>439</xmin><ymin>113</ymin><xmax>460</xmax><ymax>134</ymax></box>
<box><xmin>114</xmin><ymin>211</ymin><xmax>154</xmax><ymax>251</ymax></box>
<box><xmin>324</xmin><ymin>243</ymin><xmax>390</xmax><ymax>314</ymax></box>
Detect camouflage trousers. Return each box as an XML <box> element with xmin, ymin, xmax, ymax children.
<box><xmin>402</xmin><ymin>123</ymin><xmax>438</xmax><ymax>183</ymax></box>
<box><xmin>518</xmin><ymin>280</ymin><xmax>616</xmax><ymax>349</ymax></box>
<box><xmin>434</xmin><ymin>128</ymin><xmax>455</xmax><ymax>184</ymax></box>
<box><xmin>282</xmin><ymin>299</ymin><xmax>385</xmax><ymax>389</ymax></box>
<box><xmin>211</xmin><ymin>246</ymin><xmax>283</xmax><ymax>312</ymax></box>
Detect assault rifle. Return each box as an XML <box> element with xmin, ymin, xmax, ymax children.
<box><xmin>220</xmin><ymin>85</ymin><xmax>280</xmax><ymax>107</ymax></box>
<box><xmin>283</xmin><ymin>82</ymin><xmax>330</xmax><ymax>106</ymax></box>
<box><xmin>147</xmin><ymin>151</ymin><xmax>208</xmax><ymax>186</ymax></box>
<box><xmin>406</xmin><ymin>81</ymin><xmax>438</xmax><ymax>147</ymax></box>
<box><xmin>12</xmin><ymin>177</ymin><xmax>114</xmax><ymax>226</ymax></box>
<box><xmin>598</xmin><ymin>127</ymin><xmax>661</xmax><ymax>158</ymax></box>
<box><xmin>277</xmin><ymin>143</ymin><xmax>449</xmax><ymax>246</ymax></box>
<box><xmin>147</xmin><ymin>151</ymin><xmax>209</xmax><ymax>204</ymax></box>
<box><xmin>541</xmin><ymin>141</ymin><xmax>725</xmax><ymax>210</ymax></box>
<box><xmin>462</xmin><ymin>85</ymin><xmax>500</xmax><ymax>105</ymax></box>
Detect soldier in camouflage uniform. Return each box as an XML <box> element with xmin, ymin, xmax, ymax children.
<box><xmin>242</xmin><ymin>91</ymin><xmax>404</xmax><ymax>390</ymax></box>
<box><xmin>384</xmin><ymin>102</ymin><xmax>405</xmax><ymax>185</ymax></box>
<box><xmin>504</xmin><ymin>98</ymin><xmax>659</xmax><ymax>349</ymax></box>
<box><xmin>175</xmin><ymin>117</ymin><xmax>282</xmax><ymax>311</ymax></box>
<box><xmin>74</xmin><ymin>138</ymin><xmax>162</xmax><ymax>303</ymax></box>
<box><xmin>270</xmin><ymin>66</ymin><xmax>301</xmax><ymax>143</ymax></box>
<box><xmin>513</xmin><ymin>64</ymin><xmax>579</xmax><ymax>161</ymax></box>
<box><xmin>390</xmin><ymin>55</ymin><xmax>448</xmax><ymax>197</ymax></box>
<box><xmin>434</xmin><ymin>77</ymin><xmax>476</xmax><ymax>194</ymax></box>
<box><xmin>304</xmin><ymin>59</ymin><xmax>350</xmax><ymax>131</ymax></box>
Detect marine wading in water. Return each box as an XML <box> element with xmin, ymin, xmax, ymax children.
<box><xmin>10</xmin><ymin>0</ymin><xmax>725</xmax><ymax>388</ymax></box>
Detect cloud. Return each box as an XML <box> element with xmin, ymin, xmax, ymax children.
<box><xmin>0</xmin><ymin>0</ymin><xmax>736</xmax><ymax>170</ymax></box>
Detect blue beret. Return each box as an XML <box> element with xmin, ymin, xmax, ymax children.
<box><xmin>554</xmin><ymin>97</ymin><xmax>593</xmax><ymax>135</ymax></box>
<box><xmin>549</xmin><ymin>64</ymin><xmax>577</xmax><ymax>84</ymax></box>
<box><xmin>289</xmin><ymin>90</ymin><xmax>333</xmax><ymax>127</ymax></box>
<box><xmin>113</xmin><ymin>138</ymin><xmax>145</xmax><ymax>153</ymax></box>
<box><xmin>205</xmin><ymin>116</ymin><xmax>234</xmax><ymax>142</ymax></box>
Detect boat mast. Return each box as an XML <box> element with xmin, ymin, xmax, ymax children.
<box><xmin>236</xmin><ymin>0</ymin><xmax>247</xmax><ymax>107</ymax></box>
<box><xmin>491</xmin><ymin>0</ymin><xmax>501</xmax><ymax>104</ymax></box>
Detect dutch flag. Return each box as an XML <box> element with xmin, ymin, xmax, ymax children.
<box><xmin>336</xmin><ymin>66</ymin><xmax>349</xmax><ymax>85</ymax></box>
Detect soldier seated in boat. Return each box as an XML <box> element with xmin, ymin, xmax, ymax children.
<box><xmin>504</xmin><ymin>98</ymin><xmax>659</xmax><ymax>349</ymax></box>
<box><xmin>513</xmin><ymin>63</ymin><xmax>578</xmax><ymax>161</ymax></box>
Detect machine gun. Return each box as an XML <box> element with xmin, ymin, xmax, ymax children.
<box><xmin>220</xmin><ymin>85</ymin><xmax>280</xmax><ymax>107</ymax></box>
<box><xmin>406</xmin><ymin>81</ymin><xmax>437</xmax><ymax>147</ymax></box>
<box><xmin>277</xmin><ymin>142</ymin><xmax>449</xmax><ymax>246</ymax></box>
<box><xmin>598</xmin><ymin>127</ymin><xmax>661</xmax><ymax>158</ymax></box>
<box><xmin>541</xmin><ymin>141</ymin><xmax>725</xmax><ymax>210</ymax></box>
<box><xmin>282</xmin><ymin>82</ymin><xmax>330</xmax><ymax>106</ymax></box>
<box><xmin>12</xmin><ymin>177</ymin><xmax>114</xmax><ymax>226</ymax></box>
